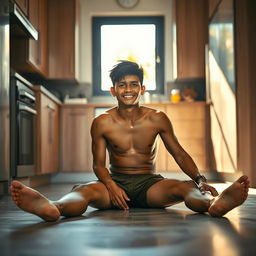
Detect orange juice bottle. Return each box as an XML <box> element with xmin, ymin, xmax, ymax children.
<box><xmin>170</xmin><ymin>89</ymin><xmax>181</xmax><ymax>103</ymax></box>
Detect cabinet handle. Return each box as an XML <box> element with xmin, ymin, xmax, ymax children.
<box><xmin>37</xmin><ymin>32</ymin><xmax>41</xmax><ymax>65</ymax></box>
<box><xmin>49</xmin><ymin>111</ymin><xmax>54</xmax><ymax>144</ymax></box>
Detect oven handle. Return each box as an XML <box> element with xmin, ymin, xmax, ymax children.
<box><xmin>20</xmin><ymin>90</ymin><xmax>36</xmax><ymax>102</ymax></box>
<box><xmin>19</xmin><ymin>105</ymin><xmax>37</xmax><ymax>115</ymax></box>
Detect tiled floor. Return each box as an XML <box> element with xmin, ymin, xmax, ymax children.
<box><xmin>0</xmin><ymin>183</ymin><xmax>255</xmax><ymax>256</ymax></box>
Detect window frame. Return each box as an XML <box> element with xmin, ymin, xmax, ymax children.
<box><xmin>92</xmin><ymin>16</ymin><xmax>165</xmax><ymax>96</ymax></box>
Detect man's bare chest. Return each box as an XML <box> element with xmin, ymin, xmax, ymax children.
<box><xmin>104</xmin><ymin>122</ymin><xmax>159</xmax><ymax>153</ymax></box>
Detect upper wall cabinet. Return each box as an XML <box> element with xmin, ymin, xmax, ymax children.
<box><xmin>11</xmin><ymin>0</ymin><xmax>48</xmax><ymax>77</ymax></box>
<box><xmin>173</xmin><ymin>0</ymin><xmax>208</xmax><ymax>80</ymax></box>
<box><xmin>47</xmin><ymin>0</ymin><xmax>79</xmax><ymax>80</ymax></box>
<box><xmin>208</xmin><ymin>0</ymin><xmax>221</xmax><ymax>19</ymax></box>
<box><xmin>14</xmin><ymin>0</ymin><xmax>29</xmax><ymax>16</ymax></box>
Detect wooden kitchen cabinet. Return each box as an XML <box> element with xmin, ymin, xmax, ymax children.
<box><xmin>14</xmin><ymin>0</ymin><xmax>29</xmax><ymax>16</ymax></box>
<box><xmin>11</xmin><ymin>0</ymin><xmax>48</xmax><ymax>77</ymax></box>
<box><xmin>35</xmin><ymin>87</ymin><xmax>60</xmax><ymax>174</ymax></box>
<box><xmin>208</xmin><ymin>0</ymin><xmax>221</xmax><ymax>19</ymax></box>
<box><xmin>166</xmin><ymin>102</ymin><xmax>208</xmax><ymax>172</ymax></box>
<box><xmin>48</xmin><ymin>0</ymin><xmax>79</xmax><ymax>79</ymax></box>
<box><xmin>28</xmin><ymin>0</ymin><xmax>48</xmax><ymax>76</ymax></box>
<box><xmin>146</xmin><ymin>102</ymin><xmax>208</xmax><ymax>172</ymax></box>
<box><xmin>60</xmin><ymin>105</ymin><xmax>94</xmax><ymax>172</ymax></box>
<box><xmin>173</xmin><ymin>0</ymin><xmax>208</xmax><ymax>79</ymax></box>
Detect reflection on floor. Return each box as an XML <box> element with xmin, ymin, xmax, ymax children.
<box><xmin>0</xmin><ymin>183</ymin><xmax>255</xmax><ymax>256</ymax></box>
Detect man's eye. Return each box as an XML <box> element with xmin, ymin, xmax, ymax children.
<box><xmin>131</xmin><ymin>83</ymin><xmax>139</xmax><ymax>86</ymax></box>
<box><xmin>118</xmin><ymin>83</ymin><xmax>125</xmax><ymax>87</ymax></box>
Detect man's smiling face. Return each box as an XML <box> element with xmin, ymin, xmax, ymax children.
<box><xmin>110</xmin><ymin>75</ymin><xmax>145</xmax><ymax>106</ymax></box>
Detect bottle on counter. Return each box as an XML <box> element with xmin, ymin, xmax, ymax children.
<box><xmin>170</xmin><ymin>89</ymin><xmax>181</xmax><ymax>103</ymax></box>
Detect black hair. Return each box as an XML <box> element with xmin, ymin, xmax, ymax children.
<box><xmin>109</xmin><ymin>60</ymin><xmax>144</xmax><ymax>86</ymax></box>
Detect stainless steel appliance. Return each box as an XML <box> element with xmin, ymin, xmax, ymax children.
<box><xmin>9</xmin><ymin>1</ymin><xmax>38</xmax><ymax>40</ymax></box>
<box><xmin>10</xmin><ymin>73</ymin><xmax>37</xmax><ymax>178</ymax></box>
<box><xmin>0</xmin><ymin>0</ymin><xmax>10</xmax><ymax>190</ymax></box>
<box><xmin>0</xmin><ymin>1</ymin><xmax>38</xmax><ymax>191</ymax></box>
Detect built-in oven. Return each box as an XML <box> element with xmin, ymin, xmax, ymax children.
<box><xmin>10</xmin><ymin>73</ymin><xmax>37</xmax><ymax>178</ymax></box>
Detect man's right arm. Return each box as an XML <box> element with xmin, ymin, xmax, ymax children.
<box><xmin>156</xmin><ymin>111</ymin><xmax>218</xmax><ymax>196</ymax></box>
<box><xmin>90</xmin><ymin>116</ymin><xmax>130</xmax><ymax>209</ymax></box>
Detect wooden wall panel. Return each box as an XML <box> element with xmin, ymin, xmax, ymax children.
<box><xmin>235</xmin><ymin>0</ymin><xmax>256</xmax><ymax>186</ymax></box>
<box><xmin>175</xmin><ymin>0</ymin><xmax>208</xmax><ymax>79</ymax></box>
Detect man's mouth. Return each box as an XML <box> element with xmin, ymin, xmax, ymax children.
<box><xmin>123</xmin><ymin>95</ymin><xmax>134</xmax><ymax>99</ymax></box>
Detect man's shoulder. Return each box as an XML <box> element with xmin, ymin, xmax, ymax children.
<box><xmin>93</xmin><ymin>107</ymin><xmax>116</xmax><ymax>125</ymax></box>
<box><xmin>141</xmin><ymin>106</ymin><xmax>167</xmax><ymax>120</ymax></box>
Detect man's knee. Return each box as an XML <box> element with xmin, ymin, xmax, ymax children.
<box><xmin>72</xmin><ymin>183</ymin><xmax>100</xmax><ymax>200</ymax></box>
<box><xmin>171</xmin><ymin>180</ymin><xmax>197</xmax><ymax>198</ymax></box>
<box><xmin>72</xmin><ymin>182</ymin><xmax>110</xmax><ymax>208</ymax></box>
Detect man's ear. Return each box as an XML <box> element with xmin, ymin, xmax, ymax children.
<box><xmin>141</xmin><ymin>85</ymin><xmax>146</xmax><ymax>95</ymax></box>
<box><xmin>110</xmin><ymin>87</ymin><xmax>116</xmax><ymax>97</ymax></box>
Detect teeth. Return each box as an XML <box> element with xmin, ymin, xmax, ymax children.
<box><xmin>124</xmin><ymin>95</ymin><xmax>133</xmax><ymax>98</ymax></box>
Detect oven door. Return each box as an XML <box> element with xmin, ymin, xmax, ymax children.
<box><xmin>16</xmin><ymin>101</ymin><xmax>37</xmax><ymax>177</ymax></box>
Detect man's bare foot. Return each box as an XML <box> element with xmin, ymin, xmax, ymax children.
<box><xmin>10</xmin><ymin>181</ymin><xmax>60</xmax><ymax>221</ymax></box>
<box><xmin>208</xmin><ymin>175</ymin><xmax>249</xmax><ymax>217</ymax></box>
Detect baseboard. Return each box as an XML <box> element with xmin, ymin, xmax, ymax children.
<box><xmin>51</xmin><ymin>172</ymin><xmax>97</xmax><ymax>183</ymax></box>
<box><xmin>29</xmin><ymin>174</ymin><xmax>52</xmax><ymax>187</ymax></box>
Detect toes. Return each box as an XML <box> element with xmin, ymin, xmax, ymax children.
<box><xmin>237</xmin><ymin>175</ymin><xmax>248</xmax><ymax>184</ymax></box>
<box><xmin>11</xmin><ymin>180</ymin><xmax>23</xmax><ymax>190</ymax></box>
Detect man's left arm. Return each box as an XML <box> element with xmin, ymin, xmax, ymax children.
<box><xmin>156</xmin><ymin>111</ymin><xmax>218</xmax><ymax>196</ymax></box>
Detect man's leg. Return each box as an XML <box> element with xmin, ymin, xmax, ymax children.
<box><xmin>146</xmin><ymin>175</ymin><xmax>249</xmax><ymax>217</ymax></box>
<box><xmin>10</xmin><ymin>181</ymin><xmax>112</xmax><ymax>222</ymax></box>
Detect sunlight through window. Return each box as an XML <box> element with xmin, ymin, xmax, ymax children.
<box><xmin>101</xmin><ymin>24</ymin><xmax>156</xmax><ymax>91</ymax></box>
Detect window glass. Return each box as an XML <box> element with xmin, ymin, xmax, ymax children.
<box><xmin>93</xmin><ymin>17</ymin><xmax>164</xmax><ymax>96</ymax></box>
<box><xmin>101</xmin><ymin>24</ymin><xmax>156</xmax><ymax>91</ymax></box>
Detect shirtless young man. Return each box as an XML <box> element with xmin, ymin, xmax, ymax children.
<box><xmin>10</xmin><ymin>61</ymin><xmax>249</xmax><ymax>221</ymax></box>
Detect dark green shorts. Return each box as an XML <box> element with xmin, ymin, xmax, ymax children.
<box><xmin>111</xmin><ymin>173</ymin><xmax>165</xmax><ymax>208</ymax></box>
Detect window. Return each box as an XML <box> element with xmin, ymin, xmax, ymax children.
<box><xmin>92</xmin><ymin>16</ymin><xmax>164</xmax><ymax>96</ymax></box>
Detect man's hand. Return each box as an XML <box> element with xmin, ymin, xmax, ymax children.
<box><xmin>105</xmin><ymin>181</ymin><xmax>130</xmax><ymax>210</ymax></box>
<box><xmin>198</xmin><ymin>182</ymin><xmax>219</xmax><ymax>196</ymax></box>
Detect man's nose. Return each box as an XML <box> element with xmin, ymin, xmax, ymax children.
<box><xmin>125</xmin><ymin>84</ymin><xmax>132</xmax><ymax>92</ymax></box>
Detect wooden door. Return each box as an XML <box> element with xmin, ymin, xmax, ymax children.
<box><xmin>61</xmin><ymin>106</ymin><xmax>94</xmax><ymax>172</ymax></box>
<box><xmin>28</xmin><ymin>0</ymin><xmax>48</xmax><ymax>76</ymax></box>
<box><xmin>174</xmin><ymin>0</ymin><xmax>208</xmax><ymax>79</ymax></box>
<box><xmin>48</xmin><ymin>0</ymin><xmax>77</xmax><ymax>79</ymax></box>
<box><xmin>39</xmin><ymin>94</ymin><xmax>59</xmax><ymax>174</ymax></box>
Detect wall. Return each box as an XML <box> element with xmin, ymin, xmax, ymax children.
<box><xmin>235</xmin><ymin>0</ymin><xmax>256</xmax><ymax>186</ymax></box>
<box><xmin>208</xmin><ymin>0</ymin><xmax>256</xmax><ymax>186</ymax></box>
<box><xmin>79</xmin><ymin>0</ymin><xmax>174</xmax><ymax>99</ymax></box>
